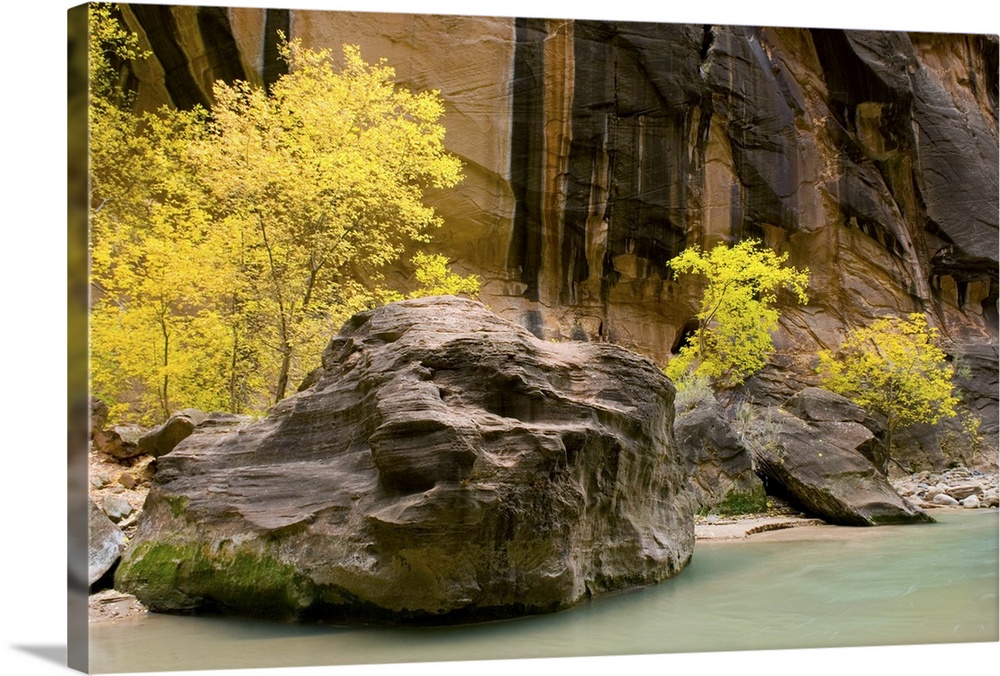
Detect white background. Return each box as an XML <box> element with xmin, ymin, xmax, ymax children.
<box><xmin>2</xmin><ymin>1</ymin><xmax>998</xmax><ymax>675</ymax></box>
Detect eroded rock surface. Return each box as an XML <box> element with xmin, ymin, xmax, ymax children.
<box><xmin>137</xmin><ymin>409</ymin><xmax>207</xmax><ymax>458</ymax></box>
<box><xmin>89</xmin><ymin>500</ymin><xmax>125</xmax><ymax>586</ymax></box>
<box><xmin>674</xmin><ymin>400</ymin><xmax>762</xmax><ymax>512</ymax></box>
<box><xmin>116</xmin><ymin>297</ymin><xmax>693</xmax><ymax>623</ymax></box>
<box><xmin>748</xmin><ymin>388</ymin><xmax>933</xmax><ymax>526</ymax></box>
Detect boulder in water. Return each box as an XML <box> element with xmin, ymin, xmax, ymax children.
<box><xmin>116</xmin><ymin>297</ymin><xmax>694</xmax><ymax>623</ymax></box>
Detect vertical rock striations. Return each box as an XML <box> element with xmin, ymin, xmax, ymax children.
<box><xmin>116</xmin><ymin>6</ymin><xmax>999</xmax><ymax>443</ymax></box>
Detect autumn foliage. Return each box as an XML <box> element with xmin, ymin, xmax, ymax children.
<box><xmin>665</xmin><ymin>240</ymin><xmax>809</xmax><ymax>388</ymax></box>
<box><xmin>817</xmin><ymin>313</ymin><xmax>959</xmax><ymax>468</ymax></box>
<box><xmin>88</xmin><ymin>6</ymin><xmax>472</xmax><ymax>422</ymax></box>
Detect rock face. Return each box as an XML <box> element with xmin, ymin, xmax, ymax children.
<box><xmin>115</xmin><ymin>297</ymin><xmax>693</xmax><ymax>623</ymax></box>
<box><xmin>674</xmin><ymin>400</ymin><xmax>762</xmax><ymax>511</ymax></box>
<box><xmin>748</xmin><ymin>388</ymin><xmax>933</xmax><ymax>525</ymax></box>
<box><xmin>89</xmin><ymin>500</ymin><xmax>126</xmax><ymax>586</ymax></box>
<box><xmin>115</xmin><ymin>8</ymin><xmax>998</xmax><ymax>460</ymax></box>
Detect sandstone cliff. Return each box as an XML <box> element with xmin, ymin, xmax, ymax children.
<box><xmin>114</xmin><ymin>5</ymin><xmax>998</xmax><ymax>430</ymax></box>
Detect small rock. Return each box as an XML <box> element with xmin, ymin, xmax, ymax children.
<box><xmin>946</xmin><ymin>484</ymin><xmax>982</xmax><ymax>501</ymax></box>
<box><xmin>138</xmin><ymin>410</ymin><xmax>207</xmax><ymax>458</ymax></box>
<box><xmin>89</xmin><ymin>589</ymin><xmax>146</xmax><ymax>623</ymax></box>
<box><xmin>117</xmin><ymin>512</ymin><xmax>140</xmax><ymax>531</ymax></box>
<box><xmin>90</xmin><ymin>397</ymin><xmax>110</xmax><ymax>436</ymax></box>
<box><xmin>102</xmin><ymin>495</ymin><xmax>134</xmax><ymax>522</ymax></box>
<box><xmin>93</xmin><ymin>424</ymin><xmax>146</xmax><ymax>460</ymax></box>
<box><xmin>925</xmin><ymin>486</ymin><xmax>944</xmax><ymax>500</ymax></box>
<box><xmin>932</xmin><ymin>493</ymin><xmax>960</xmax><ymax>506</ymax></box>
<box><xmin>962</xmin><ymin>495</ymin><xmax>981</xmax><ymax>509</ymax></box>
<box><xmin>131</xmin><ymin>457</ymin><xmax>157</xmax><ymax>484</ymax></box>
<box><xmin>118</xmin><ymin>472</ymin><xmax>137</xmax><ymax>489</ymax></box>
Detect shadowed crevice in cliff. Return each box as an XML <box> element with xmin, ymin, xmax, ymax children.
<box><xmin>508</xmin><ymin>18</ymin><xmax>547</xmax><ymax>302</ymax></box>
<box><xmin>811</xmin><ymin>29</ymin><xmax>914</xmax><ymax>112</ymax></box>
<box><xmin>564</xmin><ymin>21</ymin><xmax>697</xmax><ymax>332</ymax></box>
<box><xmin>703</xmin><ymin>26</ymin><xmax>800</xmax><ymax>235</ymax></box>
<box><xmin>263</xmin><ymin>8</ymin><xmax>291</xmax><ymax>91</ymax></box>
<box><xmin>128</xmin><ymin>4</ymin><xmax>210</xmax><ymax>110</ymax></box>
<box><xmin>195</xmin><ymin>7</ymin><xmax>246</xmax><ymax>86</ymax></box>
<box><xmin>977</xmin><ymin>35</ymin><xmax>999</xmax><ymax>115</ymax></box>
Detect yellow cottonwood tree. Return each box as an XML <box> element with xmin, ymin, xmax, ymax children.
<box><xmin>817</xmin><ymin>313</ymin><xmax>959</xmax><ymax>470</ymax></box>
<box><xmin>405</xmin><ymin>252</ymin><xmax>481</xmax><ymax>299</ymax></box>
<box><xmin>90</xmin><ymin>103</ymin><xmax>255</xmax><ymax>422</ymax></box>
<box><xmin>199</xmin><ymin>39</ymin><xmax>463</xmax><ymax>401</ymax></box>
<box><xmin>666</xmin><ymin>240</ymin><xmax>809</xmax><ymax>388</ymax></box>
<box><xmin>89</xmin><ymin>7</ymin><xmax>465</xmax><ymax>422</ymax></box>
<box><xmin>89</xmin><ymin>4</ymin><xmax>256</xmax><ymax>422</ymax></box>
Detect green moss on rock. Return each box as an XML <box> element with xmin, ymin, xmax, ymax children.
<box><xmin>115</xmin><ymin>539</ymin><xmax>318</xmax><ymax>618</ymax></box>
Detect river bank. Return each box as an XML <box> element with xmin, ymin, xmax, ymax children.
<box><xmin>692</xmin><ymin>465</ymin><xmax>998</xmax><ymax>540</ymax></box>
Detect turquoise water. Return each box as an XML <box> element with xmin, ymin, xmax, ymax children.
<box><xmin>89</xmin><ymin>510</ymin><xmax>998</xmax><ymax>673</ymax></box>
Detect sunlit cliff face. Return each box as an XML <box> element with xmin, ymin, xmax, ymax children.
<box><xmin>117</xmin><ymin>6</ymin><xmax>997</xmax><ymax>402</ymax></box>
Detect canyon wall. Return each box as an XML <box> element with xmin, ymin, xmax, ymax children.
<box><xmin>115</xmin><ymin>4</ymin><xmax>998</xmax><ymax>421</ymax></box>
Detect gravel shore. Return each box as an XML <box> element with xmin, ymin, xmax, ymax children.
<box><xmin>891</xmin><ymin>466</ymin><xmax>999</xmax><ymax>510</ymax></box>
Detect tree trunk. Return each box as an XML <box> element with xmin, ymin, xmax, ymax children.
<box><xmin>275</xmin><ymin>344</ymin><xmax>292</xmax><ymax>403</ymax></box>
<box><xmin>229</xmin><ymin>322</ymin><xmax>240</xmax><ymax>413</ymax></box>
<box><xmin>159</xmin><ymin>312</ymin><xmax>170</xmax><ymax>419</ymax></box>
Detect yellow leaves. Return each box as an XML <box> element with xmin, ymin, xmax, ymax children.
<box><xmin>817</xmin><ymin>314</ymin><xmax>959</xmax><ymax>441</ymax></box>
<box><xmin>665</xmin><ymin>239</ymin><xmax>809</xmax><ymax>388</ymax></box>
<box><xmin>90</xmin><ymin>24</ymin><xmax>466</xmax><ymax>419</ymax></box>
<box><xmin>406</xmin><ymin>253</ymin><xmax>481</xmax><ymax>299</ymax></box>
<box><xmin>88</xmin><ymin>3</ymin><xmax>149</xmax><ymax>107</ymax></box>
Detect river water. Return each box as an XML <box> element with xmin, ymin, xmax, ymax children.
<box><xmin>89</xmin><ymin>510</ymin><xmax>998</xmax><ymax>673</ymax></box>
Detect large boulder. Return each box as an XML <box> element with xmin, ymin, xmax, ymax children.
<box><xmin>748</xmin><ymin>389</ymin><xmax>933</xmax><ymax>526</ymax></box>
<box><xmin>115</xmin><ymin>297</ymin><xmax>694</xmax><ymax>623</ymax></box>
